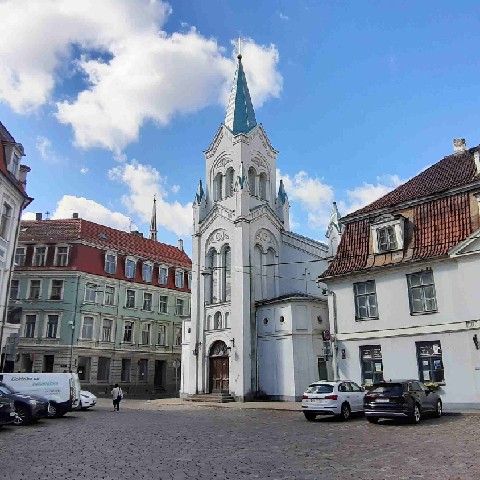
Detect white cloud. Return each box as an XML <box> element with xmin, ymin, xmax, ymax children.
<box><xmin>35</xmin><ymin>135</ymin><xmax>65</xmax><ymax>164</ymax></box>
<box><xmin>0</xmin><ymin>0</ymin><xmax>282</xmax><ymax>153</ymax></box>
<box><xmin>278</xmin><ymin>12</ymin><xmax>290</xmax><ymax>21</ymax></box>
<box><xmin>21</xmin><ymin>211</ymin><xmax>37</xmax><ymax>221</ymax></box>
<box><xmin>171</xmin><ymin>184</ymin><xmax>180</xmax><ymax>194</ymax></box>
<box><xmin>80</xmin><ymin>167</ymin><xmax>89</xmax><ymax>174</ymax></box>
<box><xmin>108</xmin><ymin>160</ymin><xmax>192</xmax><ymax>237</ymax></box>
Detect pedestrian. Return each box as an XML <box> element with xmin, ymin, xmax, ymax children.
<box><xmin>111</xmin><ymin>383</ymin><xmax>123</xmax><ymax>411</ymax></box>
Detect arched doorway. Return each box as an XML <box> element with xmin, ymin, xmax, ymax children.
<box><xmin>209</xmin><ymin>340</ymin><xmax>229</xmax><ymax>393</ymax></box>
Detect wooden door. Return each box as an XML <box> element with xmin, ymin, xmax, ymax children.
<box><xmin>210</xmin><ymin>356</ymin><xmax>229</xmax><ymax>393</ymax></box>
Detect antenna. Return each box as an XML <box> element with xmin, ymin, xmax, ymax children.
<box><xmin>236</xmin><ymin>36</ymin><xmax>243</xmax><ymax>59</ymax></box>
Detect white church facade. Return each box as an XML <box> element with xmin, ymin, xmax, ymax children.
<box><xmin>181</xmin><ymin>54</ymin><xmax>338</xmax><ymax>401</ymax></box>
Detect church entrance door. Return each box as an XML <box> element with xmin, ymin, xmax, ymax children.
<box><xmin>209</xmin><ymin>341</ymin><xmax>229</xmax><ymax>393</ymax></box>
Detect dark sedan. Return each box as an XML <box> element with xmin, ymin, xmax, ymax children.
<box><xmin>364</xmin><ymin>380</ymin><xmax>442</xmax><ymax>424</ymax></box>
<box><xmin>0</xmin><ymin>396</ymin><xmax>15</xmax><ymax>427</ymax></box>
<box><xmin>0</xmin><ymin>383</ymin><xmax>49</xmax><ymax>426</ymax></box>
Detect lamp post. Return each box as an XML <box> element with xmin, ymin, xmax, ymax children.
<box><xmin>172</xmin><ymin>359</ymin><xmax>181</xmax><ymax>396</ymax></box>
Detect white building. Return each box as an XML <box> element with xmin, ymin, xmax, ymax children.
<box><xmin>181</xmin><ymin>54</ymin><xmax>332</xmax><ymax>401</ymax></box>
<box><xmin>321</xmin><ymin>138</ymin><xmax>480</xmax><ymax>408</ymax></box>
<box><xmin>0</xmin><ymin>121</ymin><xmax>32</xmax><ymax>368</ymax></box>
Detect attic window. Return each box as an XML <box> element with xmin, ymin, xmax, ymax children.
<box><xmin>371</xmin><ymin>215</ymin><xmax>405</xmax><ymax>254</ymax></box>
<box><xmin>99</xmin><ymin>232</ymin><xmax>107</xmax><ymax>239</ymax></box>
<box><xmin>377</xmin><ymin>226</ymin><xmax>397</xmax><ymax>252</ymax></box>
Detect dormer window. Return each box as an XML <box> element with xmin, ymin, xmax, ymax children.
<box><xmin>33</xmin><ymin>246</ymin><xmax>47</xmax><ymax>266</ymax></box>
<box><xmin>371</xmin><ymin>214</ymin><xmax>405</xmax><ymax>254</ymax></box>
<box><xmin>159</xmin><ymin>266</ymin><xmax>168</xmax><ymax>285</ymax></box>
<box><xmin>55</xmin><ymin>246</ymin><xmax>69</xmax><ymax>266</ymax></box>
<box><xmin>142</xmin><ymin>262</ymin><xmax>153</xmax><ymax>282</ymax></box>
<box><xmin>105</xmin><ymin>252</ymin><xmax>117</xmax><ymax>274</ymax></box>
<box><xmin>125</xmin><ymin>258</ymin><xmax>136</xmax><ymax>279</ymax></box>
<box><xmin>175</xmin><ymin>269</ymin><xmax>184</xmax><ymax>288</ymax></box>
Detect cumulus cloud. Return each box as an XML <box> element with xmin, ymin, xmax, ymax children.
<box><xmin>35</xmin><ymin>135</ymin><xmax>65</xmax><ymax>164</ymax></box>
<box><xmin>80</xmin><ymin>167</ymin><xmax>89</xmax><ymax>174</ymax></box>
<box><xmin>108</xmin><ymin>160</ymin><xmax>192</xmax><ymax>237</ymax></box>
<box><xmin>21</xmin><ymin>211</ymin><xmax>37</xmax><ymax>221</ymax></box>
<box><xmin>277</xmin><ymin>12</ymin><xmax>290</xmax><ymax>21</ymax></box>
<box><xmin>0</xmin><ymin>0</ymin><xmax>282</xmax><ymax>153</ymax></box>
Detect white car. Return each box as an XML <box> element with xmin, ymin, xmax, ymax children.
<box><xmin>79</xmin><ymin>391</ymin><xmax>97</xmax><ymax>410</ymax></box>
<box><xmin>301</xmin><ymin>380</ymin><xmax>365</xmax><ymax>421</ymax></box>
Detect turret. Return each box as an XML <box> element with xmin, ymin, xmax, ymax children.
<box><xmin>193</xmin><ymin>179</ymin><xmax>207</xmax><ymax>231</ymax></box>
<box><xmin>326</xmin><ymin>202</ymin><xmax>342</xmax><ymax>256</ymax></box>
<box><xmin>275</xmin><ymin>179</ymin><xmax>290</xmax><ymax>231</ymax></box>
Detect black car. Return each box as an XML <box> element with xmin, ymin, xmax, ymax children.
<box><xmin>0</xmin><ymin>396</ymin><xmax>15</xmax><ymax>427</ymax></box>
<box><xmin>0</xmin><ymin>383</ymin><xmax>49</xmax><ymax>426</ymax></box>
<box><xmin>364</xmin><ymin>380</ymin><xmax>442</xmax><ymax>424</ymax></box>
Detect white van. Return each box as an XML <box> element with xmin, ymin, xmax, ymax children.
<box><xmin>0</xmin><ymin>373</ymin><xmax>81</xmax><ymax>417</ymax></box>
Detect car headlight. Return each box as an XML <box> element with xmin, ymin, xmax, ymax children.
<box><xmin>29</xmin><ymin>400</ymin><xmax>37</xmax><ymax>405</ymax></box>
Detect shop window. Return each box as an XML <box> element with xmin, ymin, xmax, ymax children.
<box><xmin>360</xmin><ymin>346</ymin><xmax>384</xmax><ymax>385</ymax></box>
<box><xmin>416</xmin><ymin>341</ymin><xmax>444</xmax><ymax>383</ymax></box>
<box><xmin>97</xmin><ymin>357</ymin><xmax>110</xmax><ymax>382</ymax></box>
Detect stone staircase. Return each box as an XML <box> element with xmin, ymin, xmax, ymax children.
<box><xmin>185</xmin><ymin>393</ymin><xmax>235</xmax><ymax>403</ymax></box>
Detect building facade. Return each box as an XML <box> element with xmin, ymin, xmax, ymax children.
<box><xmin>181</xmin><ymin>54</ymin><xmax>331</xmax><ymax>402</ymax></box>
<box><xmin>0</xmin><ymin>121</ymin><xmax>32</xmax><ymax>368</ymax></box>
<box><xmin>321</xmin><ymin>139</ymin><xmax>480</xmax><ymax>407</ymax></box>
<box><xmin>6</xmin><ymin>216</ymin><xmax>191</xmax><ymax>397</ymax></box>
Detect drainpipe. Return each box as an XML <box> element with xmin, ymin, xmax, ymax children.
<box><xmin>328</xmin><ymin>289</ymin><xmax>339</xmax><ymax>381</ymax></box>
<box><xmin>68</xmin><ymin>275</ymin><xmax>81</xmax><ymax>372</ymax></box>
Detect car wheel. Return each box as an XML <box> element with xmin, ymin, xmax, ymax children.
<box><xmin>435</xmin><ymin>400</ymin><xmax>442</xmax><ymax>418</ymax></box>
<box><xmin>410</xmin><ymin>404</ymin><xmax>421</xmax><ymax>424</ymax></box>
<box><xmin>367</xmin><ymin>416</ymin><xmax>379</xmax><ymax>424</ymax></box>
<box><xmin>14</xmin><ymin>405</ymin><xmax>31</xmax><ymax>426</ymax></box>
<box><xmin>303</xmin><ymin>412</ymin><xmax>317</xmax><ymax>421</ymax></box>
<box><xmin>340</xmin><ymin>403</ymin><xmax>351</xmax><ymax>421</ymax></box>
<box><xmin>48</xmin><ymin>402</ymin><xmax>59</xmax><ymax>418</ymax></box>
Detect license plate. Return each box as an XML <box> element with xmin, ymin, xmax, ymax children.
<box><xmin>376</xmin><ymin>398</ymin><xmax>390</xmax><ymax>403</ymax></box>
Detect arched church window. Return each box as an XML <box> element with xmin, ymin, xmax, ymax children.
<box><xmin>222</xmin><ymin>246</ymin><xmax>231</xmax><ymax>302</ymax></box>
<box><xmin>266</xmin><ymin>248</ymin><xmax>276</xmax><ymax>299</ymax></box>
<box><xmin>214</xmin><ymin>311</ymin><xmax>222</xmax><ymax>330</ymax></box>
<box><xmin>205</xmin><ymin>249</ymin><xmax>218</xmax><ymax>304</ymax></box>
<box><xmin>226</xmin><ymin>167</ymin><xmax>235</xmax><ymax>197</ymax></box>
<box><xmin>248</xmin><ymin>167</ymin><xmax>256</xmax><ymax>196</ymax></box>
<box><xmin>253</xmin><ymin>245</ymin><xmax>263</xmax><ymax>301</ymax></box>
<box><xmin>214</xmin><ymin>172</ymin><xmax>223</xmax><ymax>201</ymax></box>
<box><xmin>259</xmin><ymin>172</ymin><xmax>268</xmax><ymax>200</ymax></box>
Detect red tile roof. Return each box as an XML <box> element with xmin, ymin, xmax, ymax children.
<box><xmin>19</xmin><ymin>218</ymin><xmax>192</xmax><ymax>268</ymax></box>
<box><xmin>0</xmin><ymin>121</ymin><xmax>28</xmax><ymax>196</ymax></box>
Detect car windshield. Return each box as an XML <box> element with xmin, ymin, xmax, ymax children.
<box><xmin>369</xmin><ymin>383</ymin><xmax>404</xmax><ymax>395</ymax></box>
<box><xmin>0</xmin><ymin>384</ymin><xmax>16</xmax><ymax>394</ymax></box>
<box><xmin>305</xmin><ymin>384</ymin><xmax>334</xmax><ymax>394</ymax></box>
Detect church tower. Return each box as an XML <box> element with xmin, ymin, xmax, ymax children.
<box><xmin>182</xmin><ymin>52</ymin><xmax>291</xmax><ymax>401</ymax></box>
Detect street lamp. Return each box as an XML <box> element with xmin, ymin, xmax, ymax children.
<box><xmin>172</xmin><ymin>359</ymin><xmax>181</xmax><ymax>396</ymax></box>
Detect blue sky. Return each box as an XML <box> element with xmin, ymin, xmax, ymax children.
<box><xmin>1</xmin><ymin>0</ymin><xmax>480</xmax><ymax>255</ymax></box>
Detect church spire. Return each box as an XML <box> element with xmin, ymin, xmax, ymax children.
<box><xmin>150</xmin><ymin>195</ymin><xmax>158</xmax><ymax>241</ymax></box>
<box><xmin>224</xmin><ymin>51</ymin><xmax>257</xmax><ymax>134</ymax></box>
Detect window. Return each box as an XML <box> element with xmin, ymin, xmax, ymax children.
<box><xmin>143</xmin><ymin>292</ymin><xmax>153</xmax><ymax>311</ymax></box>
<box><xmin>50</xmin><ymin>280</ymin><xmax>63</xmax><ymax>300</ymax></box>
<box><xmin>349</xmin><ymin>382</ymin><xmax>363</xmax><ymax>392</ymax></box>
<box><xmin>259</xmin><ymin>172</ymin><xmax>267</xmax><ymax>200</ymax></box>
<box><xmin>29</xmin><ymin>279</ymin><xmax>41</xmax><ymax>299</ymax></box>
<box><xmin>159</xmin><ymin>266</ymin><xmax>168</xmax><ymax>285</ymax></box>
<box><xmin>138</xmin><ymin>359</ymin><xmax>148</xmax><ymax>382</ymax></box>
<box><xmin>85</xmin><ymin>284</ymin><xmax>97</xmax><ymax>303</ymax></box>
<box><xmin>175</xmin><ymin>269</ymin><xmax>184</xmax><ymax>288</ymax></box>
<box><xmin>142</xmin><ymin>263</ymin><xmax>153</xmax><ymax>282</ymax></box>
<box><xmin>34</xmin><ymin>246</ymin><xmax>47</xmax><ymax>266</ymax></box>
<box><xmin>15</xmin><ymin>247</ymin><xmax>26</xmax><ymax>266</ymax></box>
<box><xmin>121</xmin><ymin>359</ymin><xmax>131</xmax><ymax>382</ymax></box>
<box><xmin>0</xmin><ymin>203</ymin><xmax>12</xmax><ymax>239</ymax></box>
<box><xmin>123</xmin><ymin>321</ymin><xmax>133</xmax><ymax>343</ymax></box>
<box><xmin>157</xmin><ymin>325</ymin><xmax>166</xmax><ymax>345</ymax></box>
<box><xmin>126</xmin><ymin>289</ymin><xmax>136</xmax><ymax>308</ymax></box>
<box><xmin>360</xmin><ymin>346</ymin><xmax>384</xmax><ymax>385</ymax></box>
<box><xmin>214</xmin><ymin>311</ymin><xmax>222</xmax><ymax>329</ymax></box>
<box><xmin>206</xmin><ymin>249</ymin><xmax>218</xmax><ymax>304</ymax></box>
<box><xmin>226</xmin><ymin>167</ymin><xmax>235</xmax><ymax>197</ymax></box>
<box><xmin>248</xmin><ymin>167</ymin><xmax>256</xmax><ymax>196</ymax></box>
<box><xmin>159</xmin><ymin>295</ymin><xmax>168</xmax><ymax>314</ymax></box>
<box><xmin>377</xmin><ymin>226</ymin><xmax>397</xmax><ymax>252</ymax></box>
<box><xmin>214</xmin><ymin>172</ymin><xmax>223</xmax><ymax>201</ymax></box>
<box><xmin>105</xmin><ymin>253</ymin><xmax>117</xmax><ymax>274</ymax></box>
<box><xmin>102</xmin><ymin>319</ymin><xmax>113</xmax><ymax>342</ymax></box>
<box><xmin>187</xmin><ymin>272</ymin><xmax>192</xmax><ymax>289</ymax></box>
<box><xmin>24</xmin><ymin>315</ymin><xmax>36</xmax><ymax>338</ymax></box>
<box><xmin>104</xmin><ymin>286</ymin><xmax>115</xmax><ymax>306</ymax></box>
<box><xmin>9</xmin><ymin>279</ymin><xmax>19</xmax><ymax>300</ymax></box>
<box><xmin>81</xmin><ymin>317</ymin><xmax>94</xmax><ymax>340</ymax></box>
<box><xmin>141</xmin><ymin>323</ymin><xmax>151</xmax><ymax>345</ymax></box>
<box><xmin>125</xmin><ymin>258</ymin><xmax>136</xmax><ymax>279</ymax></box>
<box><xmin>416</xmin><ymin>341</ymin><xmax>444</xmax><ymax>383</ymax></box>
<box><xmin>222</xmin><ymin>247</ymin><xmax>231</xmax><ymax>302</ymax></box>
<box><xmin>407</xmin><ymin>270</ymin><xmax>437</xmax><ymax>314</ymax></box>
<box><xmin>174</xmin><ymin>325</ymin><xmax>182</xmax><ymax>346</ymax></box>
<box><xmin>55</xmin><ymin>246</ymin><xmax>69</xmax><ymax>266</ymax></box>
<box><xmin>354</xmin><ymin>281</ymin><xmax>378</xmax><ymax>319</ymax></box>
<box><xmin>175</xmin><ymin>298</ymin><xmax>184</xmax><ymax>316</ymax></box>
<box><xmin>97</xmin><ymin>357</ymin><xmax>110</xmax><ymax>382</ymax></box>
<box><xmin>46</xmin><ymin>315</ymin><xmax>59</xmax><ymax>338</ymax></box>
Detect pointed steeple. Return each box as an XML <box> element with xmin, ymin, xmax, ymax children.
<box><xmin>224</xmin><ymin>54</ymin><xmax>257</xmax><ymax>134</ymax></box>
<box><xmin>195</xmin><ymin>179</ymin><xmax>205</xmax><ymax>204</ymax></box>
<box><xmin>150</xmin><ymin>195</ymin><xmax>158</xmax><ymax>241</ymax></box>
<box><xmin>277</xmin><ymin>179</ymin><xmax>287</xmax><ymax>205</ymax></box>
<box><xmin>327</xmin><ymin>202</ymin><xmax>342</xmax><ymax>235</ymax></box>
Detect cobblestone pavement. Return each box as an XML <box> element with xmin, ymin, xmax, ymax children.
<box><xmin>1</xmin><ymin>401</ymin><xmax>479</xmax><ymax>480</ymax></box>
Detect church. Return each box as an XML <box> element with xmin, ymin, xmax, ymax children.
<box><xmin>180</xmin><ymin>53</ymin><xmax>339</xmax><ymax>401</ymax></box>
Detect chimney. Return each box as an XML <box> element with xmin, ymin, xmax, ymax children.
<box><xmin>18</xmin><ymin>165</ymin><xmax>31</xmax><ymax>186</ymax></box>
<box><xmin>35</xmin><ymin>213</ymin><xmax>42</xmax><ymax>221</ymax></box>
<box><xmin>453</xmin><ymin>138</ymin><xmax>467</xmax><ymax>153</ymax></box>
<box><xmin>130</xmin><ymin>230</ymin><xmax>143</xmax><ymax>237</ymax></box>
<box><xmin>474</xmin><ymin>151</ymin><xmax>480</xmax><ymax>174</ymax></box>
<box><xmin>178</xmin><ymin>239</ymin><xmax>184</xmax><ymax>251</ymax></box>
<box><xmin>72</xmin><ymin>213</ymin><xmax>79</xmax><ymax>219</ymax></box>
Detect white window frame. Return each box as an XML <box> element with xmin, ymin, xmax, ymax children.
<box><xmin>158</xmin><ymin>265</ymin><xmax>168</xmax><ymax>285</ymax></box>
<box><xmin>175</xmin><ymin>269</ymin><xmax>184</xmax><ymax>289</ymax></box>
<box><xmin>142</xmin><ymin>291</ymin><xmax>153</xmax><ymax>311</ymax></box>
<box><xmin>407</xmin><ymin>270</ymin><xmax>438</xmax><ymax>314</ymax></box>
<box><xmin>157</xmin><ymin>324</ymin><xmax>167</xmax><ymax>346</ymax></box>
<box><xmin>140</xmin><ymin>322</ymin><xmax>151</xmax><ymax>345</ymax></box>
<box><xmin>33</xmin><ymin>245</ymin><xmax>48</xmax><ymax>267</ymax></box>
<box><xmin>125</xmin><ymin>289</ymin><xmax>136</xmax><ymax>309</ymax></box>
<box><xmin>353</xmin><ymin>280</ymin><xmax>379</xmax><ymax>320</ymax></box>
<box><xmin>49</xmin><ymin>279</ymin><xmax>64</xmax><ymax>301</ymax></box>
<box><xmin>159</xmin><ymin>295</ymin><xmax>168</xmax><ymax>314</ymax></box>
<box><xmin>80</xmin><ymin>316</ymin><xmax>95</xmax><ymax>340</ymax></box>
<box><xmin>104</xmin><ymin>252</ymin><xmax>117</xmax><ymax>274</ymax></box>
<box><xmin>175</xmin><ymin>298</ymin><xmax>185</xmax><ymax>316</ymax></box>
<box><xmin>101</xmin><ymin>317</ymin><xmax>114</xmax><ymax>342</ymax></box>
<box><xmin>123</xmin><ymin>320</ymin><xmax>135</xmax><ymax>343</ymax></box>
<box><xmin>28</xmin><ymin>278</ymin><xmax>42</xmax><ymax>300</ymax></box>
<box><xmin>84</xmin><ymin>283</ymin><xmax>98</xmax><ymax>303</ymax></box>
<box><xmin>174</xmin><ymin>324</ymin><xmax>182</xmax><ymax>346</ymax></box>
<box><xmin>14</xmin><ymin>246</ymin><xmax>26</xmax><ymax>266</ymax></box>
<box><xmin>44</xmin><ymin>312</ymin><xmax>62</xmax><ymax>339</ymax></box>
<box><xmin>142</xmin><ymin>262</ymin><xmax>153</xmax><ymax>282</ymax></box>
<box><xmin>125</xmin><ymin>257</ymin><xmax>137</xmax><ymax>279</ymax></box>
<box><xmin>104</xmin><ymin>285</ymin><xmax>115</xmax><ymax>306</ymax></box>
<box><xmin>54</xmin><ymin>245</ymin><xmax>70</xmax><ymax>267</ymax></box>
<box><xmin>23</xmin><ymin>313</ymin><xmax>38</xmax><ymax>338</ymax></box>
<box><xmin>371</xmin><ymin>217</ymin><xmax>405</xmax><ymax>254</ymax></box>
<box><xmin>0</xmin><ymin>201</ymin><xmax>13</xmax><ymax>241</ymax></box>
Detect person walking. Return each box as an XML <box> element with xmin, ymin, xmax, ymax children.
<box><xmin>111</xmin><ymin>383</ymin><xmax>123</xmax><ymax>411</ymax></box>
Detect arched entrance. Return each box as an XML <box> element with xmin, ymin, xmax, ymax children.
<box><xmin>209</xmin><ymin>340</ymin><xmax>229</xmax><ymax>393</ymax></box>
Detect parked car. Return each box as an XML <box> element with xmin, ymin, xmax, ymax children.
<box><xmin>0</xmin><ymin>383</ymin><xmax>49</xmax><ymax>426</ymax></box>
<box><xmin>80</xmin><ymin>390</ymin><xmax>97</xmax><ymax>410</ymax></box>
<box><xmin>0</xmin><ymin>373</ymin><xmax>81</xmax><ymax>418</ymax></box>
<box><xmin>363</xmin><ymin>380</ymin><xmax>442</xmax><ymax>424</ymax></box>
<box><xmin>301</xmin><ymin>380</ymin><xmax>365</xmax><ymax>421</ymax></box>
<box><xmin>0</xmin><ymin>396</ymin><xmax>15</xmax><ymax>428</ymax></box>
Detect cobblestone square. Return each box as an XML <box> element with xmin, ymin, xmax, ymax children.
<box><xmin>1</xmin><ymin>400</ymin><xmax>479</xmax><ymax>480</ymax></box>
